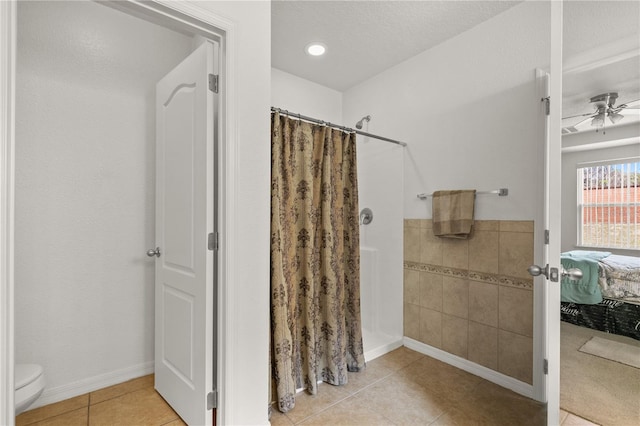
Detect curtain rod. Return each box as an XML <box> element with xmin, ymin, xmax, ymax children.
<box><xmin>271</xmin><ymin>107</ymin><xmax>408</xmax><ymax>147</ymax></box>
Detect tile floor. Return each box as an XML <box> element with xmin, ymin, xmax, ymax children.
<box><xmin>270</xmin><ymin>347</ymin><xmax>598</xmax><ymax>426</ymax></box>
<box><xmin>16</xmin><ymin>347</ymin><xmax>598</xmax><ymax>426</ymax></box>
<box><xmin>16</xmin><ymin>374</ymin><xmax>185</xmax><ymax>426</ymax></box>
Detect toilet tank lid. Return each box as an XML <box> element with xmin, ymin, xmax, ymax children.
<box><xmin>15</xmin><ymin>364</ymin><xmax>44</xmax><ymax>390</ymax></box>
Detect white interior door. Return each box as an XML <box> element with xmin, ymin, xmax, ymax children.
<box><xmin>153</xmin><ymin>41</ymin><xmax>215</xmax><ymax>426</ymax></box>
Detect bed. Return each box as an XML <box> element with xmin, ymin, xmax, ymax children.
<box><xmin>560</xmin><ymin>251</ymin><xmax>640</xmax><ymax>341</ymax></box>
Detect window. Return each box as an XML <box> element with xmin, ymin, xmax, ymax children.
<box><xmin>577</xmin><ymin>159</ymin><xmax>639</xmax><ymax>250</ymax></box>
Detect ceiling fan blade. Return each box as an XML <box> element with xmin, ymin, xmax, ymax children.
<box><xmin>571</xmin><ymin>116</ymin><xmax>594</xmax><ymax>128</ymax></box>
<box><xmin>618</xmin><ymin>99</ymin><xmax>640</xmax><ymax>109</ymax></box>
<box><xmin>562</xmin><ymin>112</ymin><xmax>595</xmax><ymax>120</ymax></box>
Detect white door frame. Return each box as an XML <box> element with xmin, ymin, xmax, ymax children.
<box><xmin>532</xmin><ymin>2</ymin><xmax>563</xmax><ymax>425</ymax></box>
<box><xmin>0</xmin><ymin>1</ymin><xmax>237</xmax><ymax>424</ymax></box>
<box><xmin>544</xmin><ymin>2</ymin><xmax>564</xmax><ymax>425</ymax></box>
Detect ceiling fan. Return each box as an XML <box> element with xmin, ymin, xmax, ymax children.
<box><xmin>562</xmin><ymin>92</ymin><xmax>640</xmax><ymax>134</ymax></box>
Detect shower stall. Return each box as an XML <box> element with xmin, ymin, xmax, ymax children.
<box><xmin>357</xmin><ymin>134</ymin><xmax>404</xmax><ymax>361</ymax></box>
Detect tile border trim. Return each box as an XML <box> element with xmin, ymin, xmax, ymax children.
<box><xmin>404</xmin><ymin>261</ymin><xmax>533</xmax><ymax>290</ymax></box>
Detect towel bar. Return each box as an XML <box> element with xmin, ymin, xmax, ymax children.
<box><xmin>417</xmin><ymin>188</ymin><xmax>508</xmax><ymax>200</ymax></box>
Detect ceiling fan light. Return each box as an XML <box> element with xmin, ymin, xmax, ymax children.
<box><xmin>591</xmin><ymin>114</ymin><xmax>605</xmax><ymax>127</ymax></box>
<box><xmin>609</xmin><ymin>112</ymin><xmax>624</xmax><ymax>124</ymax></box>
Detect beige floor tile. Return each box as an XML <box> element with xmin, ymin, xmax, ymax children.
<box><xmin>368</xmin><ymin>346</ymin><xmax>424</xmax><ymax>372</ymax></box>
<box><xmin>429</xmin><ymin>406</ymin><xmax>496</xmax><ymax>426</ymax></box>
<box><xmin>562</xmin><ymin>413</ymin><xmax>601</xmax><ymax>426</ymax></box>
<box><xmin>16</xmin><ymin>394</ymin><xmax>89</xmax><ymax>426</ymax></box>
<box><xmin>270</xmin><ymin>407</ymin><xmax>295</xmax><ymax>426</ymax></box>
<box><xmin>90</xmin><ymin>374</ymin><xmax>154</xmax><ymax>405</ymax></box>
<box><xmin>354</xmin><ymin>374</ymin><xmax>450</xmax><ymax>425</ymax></box>
<box><xmin>88</xmin><ymin>387</ymin><xmax>179</xmax><ymax>426</ymax></box>
<box><xmin>456</xmin><ymin>381</ymin><xmax>546</xmax><ymax>426</ymax></box>
<box><xmin>280</xmin><ymin>382</ymin><xmax>352</xmax><ymax>424</ymax></box>
<box><xmin>345</xmin><ymin>360</ymin><xmax>394</xmax><ymax>394</ymax></box>
<box><xmin>559</xmin><ymin>409</ymin><xmax>570</xmax><ymax>424</ymax></box>
<box><xmin>27</xmin><ymin>407</ymin><xmax>88</xmax><ymax>426</ymax></box>
<box><xmin>298</xmin><ymin>396</ymin><xmax>395</xmax><ymax>425</ymax></box>
<box><xmin>162</xmin><ymin>419</ymin><xmax>187</xmax><ymax>426</ymax></box>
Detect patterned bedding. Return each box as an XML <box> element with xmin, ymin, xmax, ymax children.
<box><xmin>598</xmin><ymin>254</ymin><xmax>640</xmax><ymax>301</ymax></box>
<box><xmin>560</xmin><ymin>251</ymin><xmax>639</xmax><ymax>340</ymax></box>
<box><xmin>561</xmin><ymin>250</ymin><xmax>640</xmax><ymax>304</ymax></box>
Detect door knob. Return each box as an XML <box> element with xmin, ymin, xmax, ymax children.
<box><xmin>146</xmin><ymin>247</ymin><xmax>161</xmax><ymax>257</ymax></box>
<box><xmin>528</xmin><ymin>264</ymin><xmax>560</xmax><ymax>282</ymax></box>
<box><xmin>528</xmin><ymin>264</ymin><xmax>549</xmax><ymax>279</ymax></box>
<box><xmin>562</xmin><ymin>267</ymin><xmax>583</xmax><ymax>281</ymax></box>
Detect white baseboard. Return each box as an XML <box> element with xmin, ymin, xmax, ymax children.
<box><xmin>31</xmin><ymin>361</ymin><xmax>154</xmax><ymax>409</ymax></box>
<box><xmin>364</xmin><ymin>338</ymin><xmax>404</xmax><ymax>362</ymax></box>
<box><xmin>403</xmin><ymin>337</ymin><xmax>534</xmax><ymax>399</ymax></box>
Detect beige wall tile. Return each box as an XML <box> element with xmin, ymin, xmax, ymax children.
<box><xmin>404</xmin><ymin>226</ymin><xmax>420</xmax><ymax>263</ymax></box>
<box><xmin>499</xmin><ymin>286</ymin><xmax>533</xmax><ymax>337</ymax></box>
<box><xmin>441</xmin><ymin>314</ymin><xmax>468</xmax><ymax>359</ymax></box>
<box><xmin>420</xmin><ymin>228</ymin><xmax>443</xmax><ymax>266</ymax></box>
<box><xmin>468</xmin><ymin>281</ymin><xmax>498</xmax><ymax>327</ymax></box>
<box><xmin>499</xmin><ymin>221</ymin><xmax>534</xmax><ymax>233</ymax></box>
<box><xmin>442</xmin><ymin>277</ymin><xmax>468</xmax><ymax>319</ymax></box>
<box><xmin>404</xmin><ymin>269</ymin><xmax>420</xmax><ymax>305</ymax></box>
<box><xmin>419</xmin><ymin>272</ymin><xmax>443</xmax><ymax>311</ymax></box>
<box><xmin>405</xmin><ymin>219</ymin><xmax>421</xmax><ymax>229</ymax></box>
<box><xmin>419</xmin><ymin>307</ymin><xmax>442</xmax><ymax>348</ymax></box>
<box><xmin>404</xmin><ymin>303</ymin><xmax>420</xmax><ymax>340</ymax></box>
<box><xmin>474</xmin><ymin>220</ymin><xmax>500</xmax><ymax>231</ymax></box>
<box><xmin>442</xmin><ymin>238</ymin><xmax>469</xmax><ymax>269</ymax></box>
<box><xmin>468</xmin><ymin>230</ymin><xmax>499</xmax><ymax>274</ymax></box>
<box><xmin>468</xmin><ymin>322</ymin><xmax>498</xmax><ymax>370</ymax></box>
<box><xmin>498</xmin><ymin>330</ymin><xmax>533</xmax><ymax>384</ymax></box>
<box><xmin>499</xmin><ymin>231</ymin><xmax>534</xmax><ymax>279</ymax></box>
<box><xmin>423</xmin><ymin>219</ymin><xmax>433</xmax><ymax>229</ymax></box>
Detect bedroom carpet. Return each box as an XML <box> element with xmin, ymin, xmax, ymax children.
<box><xmin>561</xmin><ymin>322</ymin><xmax>640</xmax><ymax>426</ymax></box>
<box><xmin>579</xmin><ymin>336</ymin><xmax>640</xmax><ymax>369</ymax></box>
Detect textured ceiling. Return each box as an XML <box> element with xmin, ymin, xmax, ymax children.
<box><xmin>272</xmin><ymin>1</ymin><xmax>521</xmax><ymax>92</ymax></box>
<box><xmin>272</xmin><ymin>0</ymin><xmax>640</xmax><ymax>133</ymax></box>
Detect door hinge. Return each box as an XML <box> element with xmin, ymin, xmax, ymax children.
<box><xmin>543</xmin><ymin>359</ymin><xmax>548</xmax><ymax>375</ymax></box>
<box><xmin>544</xmin><ymin>229</ymin><xmax>550</xmax><ymax>245</ymax></box>
<box><xmin>209</xmin><ymin>74</ymin><xmax>219</xmax><ymax>93</ymax></box>
<box><xmin>207</xmin><ymin>390</ymin><xmax>217</xmax><ymax>410</ymax></box>
<box><xmin>541</xmin><ymin>96</ymin><xmax>550</xmax><ymax>115</ymax></box>
<box><xmin>208</xmin><ymin>232</ymin><xmax>219</xmax><ymax>251</ymax></box>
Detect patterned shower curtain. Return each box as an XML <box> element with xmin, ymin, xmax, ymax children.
<box><xmin>270</xmin><ymin>112</ymin><xmax>365</xmax><ymax>413</ymax></box>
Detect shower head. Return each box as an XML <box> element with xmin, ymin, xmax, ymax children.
<box><xmin>355</xmin><ymin>115</ymin><xmax>371</xmax><ymax>129</ymax></box>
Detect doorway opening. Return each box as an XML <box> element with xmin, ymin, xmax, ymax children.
<box><xmin>12</xmin><ymin>1</ymin><xmax>224</xmax><ymax>424</ymax></box>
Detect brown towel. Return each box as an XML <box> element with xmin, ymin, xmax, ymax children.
<box><xmin>432</xmin><ymin>190</ymin><xmax>476</xmax><ymax>239</ymax></box>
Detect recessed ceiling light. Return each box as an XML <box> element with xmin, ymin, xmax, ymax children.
<box><xmin>305</xmin><ymin>42</ymin><xmax>326</xmax><ymax>56</ymax></box>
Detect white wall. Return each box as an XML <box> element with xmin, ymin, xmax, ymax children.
<box><xmin>15</xmin><ymin>0</ymin><xmax>193</xmax><ymax>403</ymax></box>
<box><xmin>271</xmin><ymin>67</ymin><xmax>342</xmax><ymax>123</ymax></box>
<box><xmin>343</xmin><ymin>1</ymin><xmax>550</xmax><ymax>222</ymax></box>
<box><xmin>561</xmin><ymin>129</ymin><xmax>640</xmax><ymax>257</ymax></box>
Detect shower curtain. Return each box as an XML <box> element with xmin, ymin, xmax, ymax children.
<box><xmin>270</xmin><ymin>112</ymin><xmax>365</xmax><ymax>413</ymax></box>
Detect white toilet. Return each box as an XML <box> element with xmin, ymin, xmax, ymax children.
<box><xmin>15</xmin><ymin>364</ymin><xmax>46</xmax><ymax>415</ymax></box>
